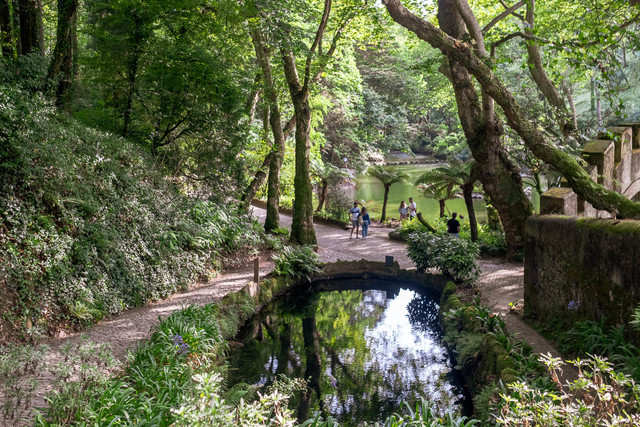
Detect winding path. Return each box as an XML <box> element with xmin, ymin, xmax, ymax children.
<box><xmin>2</xmin><ymin>206</ymin><xmax>563</xmax><ymax>426</ymax></box>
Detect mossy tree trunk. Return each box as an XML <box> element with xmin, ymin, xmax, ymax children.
<box><xmin>279</xmin><ymin>0</ymin><xmax>332</xmax><ymax>245</ymax></box>
<box><xmin>18</xmin><ymin>0</ymin><xmax>43</xmax><ymax>55</ymax></box>
<box><xmin>48</xmin><ymin>0</ymin><xmax>78</xmax><ymax>109</ymax></box>
<box><xmin>381</xmin><ymin>184</ymin><xmax>390</xmax><ymax>222</ymax></box>
<box><xmin>462</xmin><ymin>182</ymin><xmax>478</xmax><ymax>241</ymax></box>
<box><xmin>316</xmin><ymin>179</ymin><xmax>328</xmax><ymax>213</ymax></box>
<box><xmin>383</xmin><ymin>0</ymin><xmax>640</xmax><ymax>220</ymax></box>
<box><xmin>0</xmin><ymin>1</ymin><xmax>14</xmax><ymax>57</ymax></box>
<box><xmin>435</xmin><ymin>0</ymin><xmax>532</xmax><ymax>255</ymax></box>
<box><xmin>252</xmin><ymin>26</ymin><xmax>287</xmax><ymax>233</ymax></box>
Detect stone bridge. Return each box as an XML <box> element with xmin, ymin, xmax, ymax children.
<box><xmin>540</xmin><ymin>123</ymin><xmax>640</xmax><ymax>217</ymax></box>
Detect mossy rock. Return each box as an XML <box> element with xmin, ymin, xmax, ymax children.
<box><xmin>500</xmin><ymin>367</ymin><xmax>519</xmax><ymax>384</ymax></box>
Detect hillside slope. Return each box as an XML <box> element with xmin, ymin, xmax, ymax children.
<box><xmin>0</xmin><ymin>86</ymin><xmax>262</xmax><ymax>341</ymax></box>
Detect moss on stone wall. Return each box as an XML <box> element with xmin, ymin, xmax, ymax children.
<box><xmin>525</xmin><ymin>216</ymin><xmax>640</xmax><ymax>339</ymax></box>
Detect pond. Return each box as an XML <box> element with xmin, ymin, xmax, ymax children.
<box><xmin>355</xmin><ymin>164</ymin><xmax>486</xmax><ymax>223</ymax></box>
<box><xmin>227</xmin><ymin>281</ymin><xmax>465</xmax><ymax>425</ymax></box>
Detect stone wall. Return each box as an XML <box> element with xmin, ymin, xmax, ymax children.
<box><xmin>540</xmin><ymin>123</ymin><xmax>640</xmax><ymax>217</ymax></box>
<box><xmin>524</xmin><ymin>215</ymin><xmax>640</xmax><ymax>330</ymax></box>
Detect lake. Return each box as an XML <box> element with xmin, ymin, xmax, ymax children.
<box><xmin>355</xmin><ymin>164</ymin><xmax>488</xmax><ymax>223</ymax></box>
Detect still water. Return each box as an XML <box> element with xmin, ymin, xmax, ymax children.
<box><xmin>228</xmin><ymin>283</ymin><xmax>464</xmax><ymax>425</ymax></box>
<box><xmin>355</xmin><ymin>164</ymin><xmax>487</xmax><ymax>222</ymax></box>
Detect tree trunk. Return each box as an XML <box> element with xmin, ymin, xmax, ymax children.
<box><xmin>48</xmin><ymin>0</ymin><xmax>78</xmax><ymax>109</ymax></box>
<box><xmin>316</xmin><ymin>179</ymin><xmax>328</xmax><ymax>212</ymax></box>
<box><xmin>240</xmin><ymin>152</ymin><xmax>272</xmax><ymax>211</ymax></box>
<box><xmin>439</xmin><ymin>199</ymin><xmax>446</xmax><ymax>217</ymax></box>
<box><xmin>122</xmin><ymin>55</ymin><xmax>139</xmax><ymax>137</ymax></box>
<box><xmin>282</xmin><ymin>48</ymin><xmax>316</xmax><ymax>245</ymax></box>
<box><xmin>437</xmin><ymin>0</ymin><xmax>532</xmax><ymax>254</ymax></box>
<box><xmin>18</xmin><ymin>0</ymin><xmax>42</xmax><ymax>55</ymax></box>
<box><xmin>462</xmin><ymin>183</ymin><xmax>477</xmax><ymax>241</ymax></box>
<box><xmin>524</xmin><ymin>0</ymin><xmax>572</xmax><ymax>133</ymax></box>
<box><xmin>381</xmin><ymin>184</ymin><xmax>390</xmax><ymax>222</ymax></box>
<box><xmin>252</xmin><ymin>27</ymin><xmax>287</xmax><ymax>233</ymax></box>
<box><xmin>383</xmin><ymin>0</ymin><xmax>640</xmax><ymax>220</ymax></box>
<box><xmin>0</xmin><ymin>1</ymin><xmax>14</xmax><ymax>57</ymax></box>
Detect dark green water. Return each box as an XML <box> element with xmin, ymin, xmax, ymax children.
<box><xmin>227</xmin><ymin>283</ymin><xmax>463</xmax><ymax>425</ymax></box>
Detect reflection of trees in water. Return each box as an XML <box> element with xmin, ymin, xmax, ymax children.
<box><xmin>406</xmin><ymin>292</ymin><xmax>441</xmax><ymax>335</ymax></box>
<box><xmin>227</xmin><ymin>288</ymin><xmax>458</xmax><ymax>424</ymax></box>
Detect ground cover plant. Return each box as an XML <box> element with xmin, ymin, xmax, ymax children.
<box><xmin>273</xmin><ymin>245</ymin><xmax>322</xmax><ymax>282</ymax></box>
<box><xmin>0</xmin><ymin>86</ymin><xmax>263</xmax><ymax>340</ymax></box>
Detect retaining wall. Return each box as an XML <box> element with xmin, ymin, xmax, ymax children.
<box><xmin>524</xmin><ymin>215</ymin><xmax>640</xmax><ymax>330</ymax></box>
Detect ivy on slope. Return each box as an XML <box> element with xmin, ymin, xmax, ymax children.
<box><xmin>0</xmin><ymin>86</ymin><xmax>263</xmax><ymax>339</ymax></box>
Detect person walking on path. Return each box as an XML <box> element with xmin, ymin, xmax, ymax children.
<box><xmin>447</xmin><ymin>212</ymin><xmax>461</xmax><ymax>237</ymax></box>
<box><xmin>398</xmin><ymin>201</ymin><xmax>408</xmax><ymax>220</ymax></box>
<box><xmin>361</xmin><ymin>207</ymin><xmax>371</xmax><ymax>238</ymax></box>
<box><xmin>408</xmin><ymin>197</ymin><xmax>417</xmax><ymax>219</ymax></box>
<box><xmin>349</xmin><ymin>201</ymin><xmax>361</xmax><ymax>239</ymax></box>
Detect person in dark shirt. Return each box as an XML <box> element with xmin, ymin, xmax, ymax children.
<box><xmin>361</xmin><ymin>207</ymin><xmax>371</xmax><ymax>238</ymax></box>
<box><xmin>447</xmin><ymin>212</ymin><xmax>461</xmax><ymax>236</ymax></box>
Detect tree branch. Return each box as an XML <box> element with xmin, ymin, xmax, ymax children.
<box><xmin>482</xmin><ymin>0</ymin><xmax>525</xmax><ymax>34</ymax></box>
<box><xmin>303</xmin><ymin>0</ymin><xmax>332</xmax><ymax>92</ymax></box>
<box><xmin>382</xmin><ymin>0</ymin><xmax>640</xmax><ymax>219</ymax></box>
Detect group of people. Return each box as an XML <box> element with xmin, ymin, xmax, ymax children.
<box><xmin>348</xmin><ymin>198</ymin><xmax>462</xmax><ymax>239</ymax></box>
<box><xmin>349</xmin><ymin>201</ymin><xmax>371</xmax><ymax>239</ymax></box>
<box><xmin>398</xmin><ymin>197</ymin><xmax>417</xmax><ymax>220</ymax></box>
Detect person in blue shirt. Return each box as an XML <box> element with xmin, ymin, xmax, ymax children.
<box><xmin>361</xmin><ymin>207</ymin><xmax>371</xmax><ymax>238</ymax></box>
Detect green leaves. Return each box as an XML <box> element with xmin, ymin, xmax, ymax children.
<box><xmin>407</xmin><ymin>232</ymin><xmax>480</xmax><ymax>283</ymax></box>
<box><xmin>368</xmin><ymin>165</ymin><xmax>409</xmax><ymax>186</ymax></box>
<box><xmin>273</xmin><ymin>245</ymin><xmax>321</xmax><ymax>282</ymax></box>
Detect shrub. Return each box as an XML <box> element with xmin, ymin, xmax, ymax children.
<box><xmin>273</xmin><ymin>245</ymin><xmax>322</xmax><ymax>282</ymax></box>
<box><xmin>495</xmin><ymin>354</ymin><xmax>640</xmax><ymax>426</ymax></box>
<box><xmin>476</xmin><ymin>225</ymin><xmax>507</xmax><ymax>257</ymax></box>
<box><xmin>407</xmin><ymin>232</ymin><xmax>479</xmax><ymax>283</ymax></box>
<box><xmin>555</xmin><ymin>320</ymin><xmax>640</xmax><ymax>381</ymax></box>
<box><xmin>173</xmin><ymin>373</ymin><xmax>304</xmax><ymax>426</ymax></box>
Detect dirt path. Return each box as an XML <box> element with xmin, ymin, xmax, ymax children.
<box><xmin>3</xmin><ymin>207</ymin><xmax>564</xmax><ymax>425</ymax></box>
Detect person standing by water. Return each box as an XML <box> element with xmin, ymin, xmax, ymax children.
<box><xmin>398</xmin><ymin>201</ymin><xmax>408</xmax><ymax>220</ymax></box>
<box><xmin>447</xmin><ymin>212</ymin><xmax>461</xmax><ymax>237</ymax></box>
<box><xmin>361</xmin><ymin>207</ymin><xmax>371</xmax><ymax>238</ymax></box>
<box><xmin>408</xmin><ymin>197</ymin><xmax>417</xmax><ymax>219</ymax></box>
<box><xmin>349</xmin><ymin>201</ymin><xmax>361</xmax><ymax>239</ymax></box>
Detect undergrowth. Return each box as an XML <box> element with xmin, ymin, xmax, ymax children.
<box><xmin>398</xmin><ymin>218</ymin><xmax>507</xmax><ymax>257</ymax></box>
<box><xmin>273</xmin><ymin>245</ymin><xmax>322</xmax><ymax>282</ymax></box>
<box><xmin>0</xmin><ymin>86</ymin><xmax>263</xmax><ymax>339</ymax></box>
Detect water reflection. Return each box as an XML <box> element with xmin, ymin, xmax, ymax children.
<box><xmin>228</xmin><ymin>284</ymin><xmax>463</xmax><ymax>425</ymax></box>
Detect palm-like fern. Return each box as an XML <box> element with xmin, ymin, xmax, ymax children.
<box><xmin>415</xmin><ymin>161</ymin><xmax>479</xmax><ymax>240</ymax></box>
<box><xmin>368</xmin><ymin>165</ymin><xmax>408</xmax><ymax>221</ymax></box>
